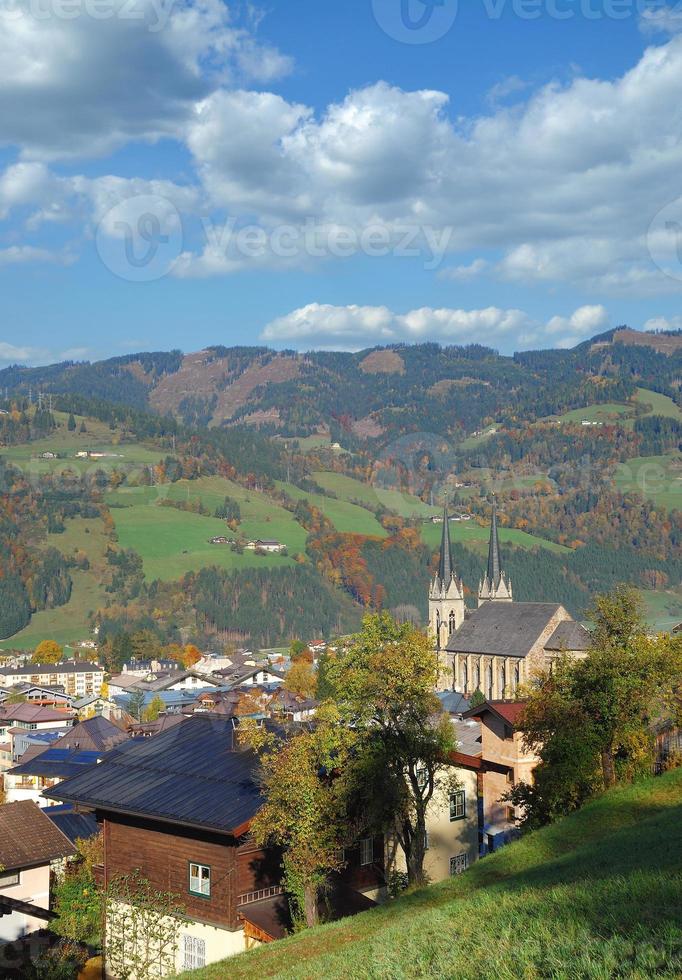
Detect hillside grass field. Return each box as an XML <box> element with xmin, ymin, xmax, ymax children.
<box><xmin>420</xmin><ymin>519</ymin><xmax>572</xmax><ymax>555</ymax></box>
<box><xmin>614</xmin><ymin>453</ymin><xmax>682</xmax><ymax>511</ymax></box>
<box><xmin>181</xmin><ymin>768</ymin><xmax>682</xmax><ymax>980</ymax></box>
<box><xmin>548</xmin><ymin>387</ymin><xmax>682</xmax><ymax>430</ymax></box>
<box><xmin>312</xmin><ymin>471</ymin><xmax>439</xmax><ymax>519</ymax></box>
<box><xmin>1</xmin><ymin>411</ymin><xmax>166</xmax><ymax>476</ymax></box>
<box><xmin>8</xmin><ymin>516</ymin><xmax>110</xmax><ymax>650</ymax></box>
<box><xmin>275</xmin><ymin>481</ymin><xmax>388</xmax><ymax>537</ymax></box>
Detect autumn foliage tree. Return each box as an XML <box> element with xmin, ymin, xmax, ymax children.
<box><xmin>328</xmin><ymin>613</ymin><xmax>458</xmax><ymax>887</ymax></box>
<box><xmin>510</xmin><ymin>586</ymin><xmax>682</xmax><ymax>827</ymax></box>
<box><xmin>32</xmin><ymin>639</ymin><xmax>64</xmax><ymax>664</ymax></box>
<box><xmin>245</xmin><ymin>706</ymin><xmax>358</xmax><ymax>928</ymax></box>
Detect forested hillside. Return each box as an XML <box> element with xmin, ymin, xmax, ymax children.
<box><xmin>0</xmin><ymin>327</ymin><xmax>680</xmax><ymax>652</ymax></box>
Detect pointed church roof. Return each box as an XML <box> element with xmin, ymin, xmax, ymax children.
<box><xmin>438</xmin><ymin>504</ymin><xmax>453</xmax><ymax>584</ymax></box>
<box><xmin>486</xmin><ymin>496</ymin><xmax>502</xmax><ymax>589</ymax></box>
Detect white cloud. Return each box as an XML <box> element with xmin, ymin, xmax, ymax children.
<box><xmin>640</xmin><ymin>5</ymin><xmax>682</xmax><ymax>36</ymax></box>
<box><xmin>179</xmin><ymin>39</ymin><xmax>682</xmax><ymax>293</ymax></box>
<box><xmin>261</xmin><ymin>302</ymin><xmax>610</xmax><ymax>351</ymax></box>
<box><xmin>0</xmin><ymin>341</ymin><xmax>49</xmax><ymax>363</ymax></box>
<box><xmin>643</xmin><ymin>314</ymin><xmax>682</xmax><ymax>331</ymax></box>
<box><xmin>5</xmin><ymin>29</ymin><xmax>682</xmax><ymax>297</ymax></box>
<box><xmin>0</xmin><ymin>0</ymin><xmax>291</xmax><ymax>160</ymax></box>
<box><xmin>0</xmin><ymin>245</ymin><xmax>74</xmax><ymax>266</ymax></box>
<box><xmin>439</xmin><ymin>258</ymin><xmax>489</xmax><ymax>281</ymax></box>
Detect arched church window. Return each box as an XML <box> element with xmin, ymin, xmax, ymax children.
<box><xmin>486</xmin><ymin>663</ymin><xmax>493</xmax><ymax>700</ymax></box>
<box><xmin>461</xmin><ymin>659</ymin><xmax>468</xmax><ymax>691</ymax></box>
<box><xmin>499</xmin><ymin>662</ymin><xmax>506</xmax><ymax>697</ymax></box>
<box><xmin>474</xmin><ymin>659</ymin><xmax>481</xmax><ymax>690</ymax></box>
<box><xmin>514</xmin><ymin>663</ymin><xmax>520</xmax><ymax>691</ymax></box>
<box><xmin>449</xmin><ymin>610</ymin><xmax>456</xmax><ymax>635</ymax></box>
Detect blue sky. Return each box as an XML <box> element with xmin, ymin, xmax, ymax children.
<box><xmin>2</xmin><ymin>0</ymin><xmax>682</xmax><ymax>363</ymax></box>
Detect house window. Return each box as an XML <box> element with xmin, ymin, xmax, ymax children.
<box><xmin>449</xmin><ymin>790</ymin><xmax>466</xmax><ymax>821</ymax></box>
<box><xmin>182</xmin><ymin>935</ymin><xmax>206</xmax><ymax>970</ymax></box>
<box><xmin>416</xmin><ymin>767</ymin><xmax>428</xmax><ymax>790</ymax></box>
<box><xmin>359</xmin><ymin>838</ymin><xmax>373</xmax><ymax>866</ymax></box>
<box><xmin>189</xmin><ymin>863</ymin><xmax>211</xmax><ymax>897</ymax></box>
<box><xmin>0</xmin><ymin>870</ymin><xmax>20</xmax><ymax>887</ymax></box>
<box><xmin>449</xmin><ymin>853</ymin><xmax>469</xmax><ymax>876</ymax></box>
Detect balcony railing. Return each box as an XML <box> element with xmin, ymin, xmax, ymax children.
<box><xmin>237</xmin><ymin>885</ymin><xmax>283</xmax><ymax>906</ymax></box>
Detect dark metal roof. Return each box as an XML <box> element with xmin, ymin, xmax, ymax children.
<box><xmin>44</xmin><ymin>805</ymin><xmax>100</xmax><ymax>844</ymax></box>
<box><xmin>45</xmin><ymin>714</ymin><xmax>263</xmax><ymax>836</ymax></box>
<box><xmin>446</xmin><ymin>602</ymin><xmax>563</xmax><ymax>658</ymax></box>
<box><xmin>437</xmin><ymin>690</ymin><xmax>471</xmax><ymax>716</ymax></box>
<box><xmin>544</xmin><ymin>620</ymin><xmax>592</xmax><ymax>652</ymax></box>
<box><xmin>10</xmin><ymin>748</ymin><xmax>102</xmax><ymax>779</ymax></box>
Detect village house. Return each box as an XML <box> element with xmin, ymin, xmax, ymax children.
<box><xmin>388</xmin><ymin>716</ymin><xmax>482</xmax><ymax>885</ymax></box>
<box><xmin>0</xmin><ymin>661</ymin><xmax>104</xmax><ymax>699</ymax></box>
<box><xmin>107</xmin><ymin>669</ymin><xmax>222</xmax><ymax>700</ymax></box>
<box><xmin>244</xmin><ymin>539</ymin><xmax>286</xmax><ymax>554</ymax></box>
<box><xmin>0</xmin><ymin>683</ymin><xmax>76</xmax><ymax>709</ymax></box>
<box><xmin>0</xmin><ymin>801</ymin><xmax>75</xmax><ymax>944</ymax></box>
<box><xmin>463</xmin><ymin>700</ymin><xmax>539</xmax><ymax>852</ymax></box>
<box><xmin>4</xmin><ymin>716</ymin><xmax>128</xmax><ymax>808</ymax></box>
<box><xmin>48</xmin><ymin>714</ymin><xmax>384</xmax><ymax>972</ymax></box>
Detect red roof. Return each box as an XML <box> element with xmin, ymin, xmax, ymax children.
<box><xmin>0</xmin><ymin>704</ymin><xmax>72</xmax><ymax>723</ymax></box>
<box><xmin>464</xmin><ymin>700</ymin><xmax>527</xmax><ymax>728</ymax></box>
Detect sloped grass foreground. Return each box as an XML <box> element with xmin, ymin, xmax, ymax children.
<box><xmin>180</xmin><ymin>769</ymin><xmax>682</xmax><ymax>979</ymax></box>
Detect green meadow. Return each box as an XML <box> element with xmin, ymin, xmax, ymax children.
<box><xmin>614</xmin><ymin>453</ymin><xmax>682</xmax><ymax>511</ymax></box>
<box><xmin>420</xmin><ymin>519</ymin><xmax>571</xmax><ymax>555</ymax></box>
<box><xmin>9</xmin><ymin>516</ymin><xmax>110</xmax><ymax>650</ymax></box>
<box><xmin>312</xmin><ymin>471</ymin><xmax>438</xmax><ymax>519</ymax></box>
<box><xmin>275</xmin><ymin>481</ymin><xmax>388</xmax><ymax>537</ymax></box>
<box><xmin>182</xmin><ymin>768</ymin><xmax>682</xmax><ymax>980</ymax></box>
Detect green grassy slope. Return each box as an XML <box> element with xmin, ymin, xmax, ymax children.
<box><xmin>615</xmin><ymin>453</ymin><xmax>682</xmax><ymax>512</ymax></box>
<box><xmin>275</xmin><ymin>481</ymin><xmax>388</xmax><ymax>537</ymax></box>
<box><xmin>420</xmin><ymin>519</ymin><xmax>572</xmax><ymax>555</ymax></box>
<box><xmin>183</xmin><ymin>769</ymin><xmax>682</xmax><ymax>980</ymax></box>
<box><xmin>312</xmin><ymin>471</ymin><xmax>438</xmax><ymax>519</ymax></box>
<box><xmin>9</xmin><ymin>516</ymin><xmax>110</xmax><ymax>650</ymax></box>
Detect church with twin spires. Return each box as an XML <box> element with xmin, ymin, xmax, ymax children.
<box><xmin>429</xmin><ymin>500</ymin><xmax>590</xmax><ymax>697</ymax></box>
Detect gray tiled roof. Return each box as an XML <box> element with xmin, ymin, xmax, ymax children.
<box><xmin>544</xmin><ymin>620</ymin><xmax>592</xmax><ymax>652</ymax></box>
<box><xmin>446</xmin><ymin>602</ymin><xmax>563</xmax><ymax>658</ymax></box>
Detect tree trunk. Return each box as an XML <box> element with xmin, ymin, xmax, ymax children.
<box><xmin>404</xmin><ymin>814</ymin><xmax>428</xmax><ymax>887</ymax></box>
<box><xmin>303</xmin><ymin>882</ymin><xmax>318</xmax><ymax>928</ymax></box>
<box><xmin>601</xmin><ymin>747</ymin><xmax>616</xmax><ymax>789</ymax></box>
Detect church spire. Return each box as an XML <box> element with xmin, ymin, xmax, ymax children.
<box><xmin>486</xmin><ymin>495</ymin><xmax>502</xmax><ymax>589</ymax></box>
<box><xmin>437</xmin><ymin>502</ymin><xmax>453</xmax><ymax>586</ymax></box>
<box><xmin>478</xmin><ymin>494</ymin><xmax>512</xmax><ymax>605</ymax></box>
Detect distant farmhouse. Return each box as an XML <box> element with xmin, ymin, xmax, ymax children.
<box><xmin>245</xmin><ymin>539</ymin><xmax>286</xmax><ymax>554</ymax></box>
